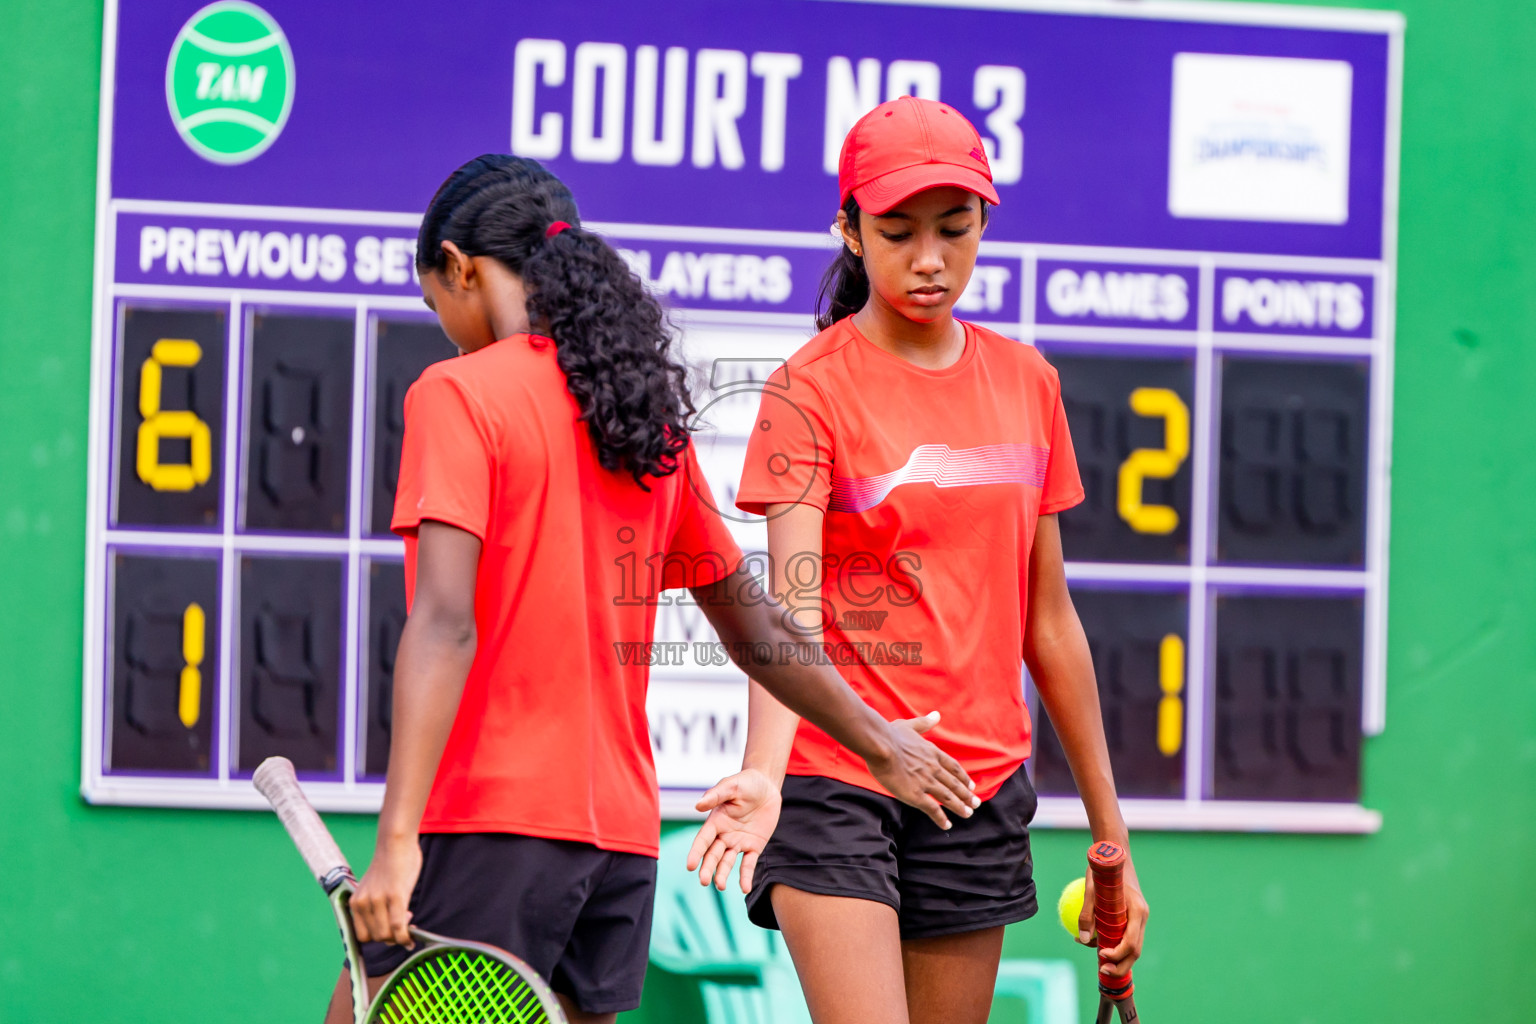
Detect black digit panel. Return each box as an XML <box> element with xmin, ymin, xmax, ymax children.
<box><xmin>1216</xmin><ymin>357</ymin><xmax>1369</xmax><ymax>567</ymax></box>
<box><xmin>369</xmin><ymin>319</ymin><xmax>456</xmax><ymax>535</ymax></box>
<box><xmin>362</xmin><ymin>559</ymin><xmax>407</xmax><ymax>778</ymax></box>
<box><xmin>243</xmin><ymin>313</ymin><xmax>354</xmax><ymax>533</ymax></box>
<box><xmin>114</xmin><ymin>307</ymin><xmax>227</xmax><ymax>529</ymax></box>
<box><xmin>236</xmin><ymin>556</ymin><xmax>342</xmax><ymax>773</ymax></box>
<box><xmin>108</xmin><ymin>552</ymin><xmax>219</xmax><ymax>772</ymax></box>
<box><xmin>1212</xmin><ymin>594</ymin><xmax>1363</xmax><ymax>802</ymax></box>
<box><xmin>1047</xmin><ymin>352</ymin><xmax>1195</xmax><ymax>564</ymax></box>
<box><xmin>1032</xmin><ymin>586</ymin><xmax>1188</xmax><ymax>798</ymax></box>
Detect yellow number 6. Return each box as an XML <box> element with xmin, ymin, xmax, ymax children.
<box><xmin>136</xmin><ymin>339</ymin><xmax>213</xmax><ymax>492</ymax></box>
<box><xmin>1116</xmin><ymin>387</ymin><xmax>1190</xmax><ymax>535</ymax></box>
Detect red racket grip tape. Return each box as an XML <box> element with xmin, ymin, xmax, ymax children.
<box><xmin>1088</xmin><ymin>840</ymin><xmax>1134</xmax><ymax>1000</ymax></box>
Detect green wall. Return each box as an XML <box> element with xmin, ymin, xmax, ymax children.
<box><xmin>2</xmin><ymin>2</ymin><xmax>1532</xmax><ymax>1020</ymax></box>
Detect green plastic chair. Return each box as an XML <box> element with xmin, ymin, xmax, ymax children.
<box><xmin>651</xmin><ymin>829</ymin><xmax>1079</xmax><ymax>1023</ymax></box>
<box><xmin>992</xmin><ymin>959</ymin><xmax>1080</xmax><ymax>1023</ymax></box>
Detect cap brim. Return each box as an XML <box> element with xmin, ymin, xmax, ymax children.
<box><xmin>852</xmin><ymin>163</ymin><xmax>1001</xmax><ymax>215</ymax></box>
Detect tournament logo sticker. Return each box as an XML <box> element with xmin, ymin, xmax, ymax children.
<box><xmin>165</xmin><ymin>1</ymin><xmax>294</xmax><ymax>165</ymax></box>
<box><xmin>1166</xmin><ymin>52</ymin><xmax>1353</xmax><ymax>225</ymax></box>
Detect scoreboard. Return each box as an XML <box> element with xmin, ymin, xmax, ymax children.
<box><xmin>1029</xmin><ymin>282</ymin><xmax>1382</xmax><ymax>823</ymax></box>
<box><xmin>86</xmin><ymin>0</ymin><xmax>1400</xmax><ymax>832</ymax></box>
<box><xmin>96</xmin><ymin>299</ymin><xmax>453</xmax><ymax>793</ymax></box>
<box><xmin>678</xmin><ymin>251</ymin><xmax>1390</xmax><ymax>833</ymax></box>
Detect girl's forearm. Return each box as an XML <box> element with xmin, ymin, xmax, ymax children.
<box><xmin>376</xmin><ymin>520</ymin><xmax>483</xmax><ymax>848</ymax></box>
<box><xmin>1025</xmin><ymin>516</ymin><xmax>1129</xmax><ymax>845</ymax></box>
<box><xmin>1032</xmin><ymin>626</ymin><xmax>1146</xmax><ymax>903</ymax></box>
<box><xmin>741</xmin><ymin>680</ymin><xmax>801</xmax><ymax>785</ymax></box>
<box><xmin>738</xmin><ymin>501</ymin><xmax>822</xmax><ymax>786</ymax></box>
<box><xmin>702</xmin><ymin>588</ymin><xmax>896</xmax><ymax>768</ymax></box>
<box><xmin>376</xmin><ymin>612</ymin><xmax>477</xmax><ymax>847</ymax></box>
<box><xmin>1027</xmin><ymin>623</ymin><xmax>1128</xmax><ymax>844</ymax></box>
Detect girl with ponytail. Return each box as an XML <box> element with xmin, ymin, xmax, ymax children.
<box><xmin>333</xmin><ymin>155</ymin><xmax>977</xmax><ymax>1024</ymax></box>
<box><xmin>690</xmin><ymin>99</ymin><xmax>1148</xmax><ymax>1024</ymax></box>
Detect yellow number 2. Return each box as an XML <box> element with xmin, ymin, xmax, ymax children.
<box><xmin>179</xmin><ymin>602</ymin><xmax>205</xmax><ymax>729</ymax></box>
<box><xmin>1157</xmin><ymin>633</ymin><xmax>1184</xmax><ymax>757</ymax></box>
<box><xmin>136</xmin><ymin>339</ymin><xmax>212</xmax><ymax>492</ymax></box>
<box><xmin>1116</xmin><ymin>387</ymin><xmax>1190</xmax><ymax>535</ymax></box>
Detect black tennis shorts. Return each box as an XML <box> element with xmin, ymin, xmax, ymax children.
<box><xmin>745</xmin><ymin>766</ymin><xmax>1039</xmax><ymax>940</ymax></box>
<box><xmin>358</xmin><ymin>832</ymin><xmax>656</xmax><ymax>1015</ymax></box>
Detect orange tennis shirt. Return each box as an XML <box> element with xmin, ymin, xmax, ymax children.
<box><xmin>736</xmin><ymin>319</ymin><xmax>1083</xmax><ymax>801</ymax></box>
<box><xmin>392</xmin><ymin>333</ymin><xmax>742</xmax><ymax>857</ymax></box>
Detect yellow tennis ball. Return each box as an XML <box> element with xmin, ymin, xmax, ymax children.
<box><xmin>1057</xmin><ymin>876</ymin><xmax>1086</xmax><ymax>937</ymax></box>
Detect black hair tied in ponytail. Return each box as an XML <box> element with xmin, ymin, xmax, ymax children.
<box><xmin>815</xmin><ymin>196</ymin><xmax>869</xmax><ymax>332</ymax></box>
<box><xmin>416</xmin><ymin>154</ymin><xmax>693</xmax><ymax>486</ymax></box>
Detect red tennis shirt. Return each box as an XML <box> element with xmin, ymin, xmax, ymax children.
<box><xmin>736</xmin><ymin>319</ymin><xmax>1083</xmax><ymax>801</ymax></box>
<box><xmin>392</xmin><ymin>334</ymin><xmax>743</xmax><ymax>857</ymax></box>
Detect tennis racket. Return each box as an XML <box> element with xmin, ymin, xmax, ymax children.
<box><xmin>1088</xmin><ymin>840</ymin><xmax>1140</xmax><ymax>1024</ymax></box>
<box><xmin>253</xmin><ymin>756</ymin><xmax>568</xmax><ymax>1024</ymax></box>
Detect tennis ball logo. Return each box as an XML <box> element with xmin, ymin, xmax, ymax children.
<box><xmin>165</xmin><ymin>1</ymin><xmax>294</xmax><ymax>164</ymax></box>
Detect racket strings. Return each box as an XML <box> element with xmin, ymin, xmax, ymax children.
<box><xmin>372</xmin><ymin>948</ymin><xmax>553</xmax><ymax>1024</ymax></box>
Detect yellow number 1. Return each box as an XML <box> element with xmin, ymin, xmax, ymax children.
<box><xmin>179</xmin><ymin>602</ymin><xmax>205</xmax><ymax>729</ymax></box>
<box><xmin>137</xmin><ymin>339</ymin><xmax>213</xmax><ymax>492</ymax></box>
<box><xmin>1116</xmin><ymin>387</ymin><xmax>1190</xmax><ymax>535</ymax></box>
<box><xmin>1157</xmin><ymin>633</ymin><xmax>1184</xmax><ymax>757</ymax></box>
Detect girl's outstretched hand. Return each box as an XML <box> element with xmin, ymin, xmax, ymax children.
<box><xmin>687</xmin><ymin>768</ymin><xmax>783</xmax><ymax>893</ymax></box>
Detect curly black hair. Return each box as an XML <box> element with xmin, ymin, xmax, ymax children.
<box><xmin>416</xmin><ymin>155</ymin><xmax>693</xmax><ymax>486</ymax></box>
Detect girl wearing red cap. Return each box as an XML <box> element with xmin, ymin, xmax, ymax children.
<box><xmin>687</xmin><ymin>98</ymin><xmax>1148</xmax><ymax>1023</ymax></box>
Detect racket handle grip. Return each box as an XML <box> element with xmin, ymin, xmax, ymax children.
<box><xmin>1088</xmin><ymin>840</ymin><xmax>1134</xmax><ymax>1001</ymax></box>
<box><xmin>253</xmin><ymin>757</ymin><xmax>353</xmax><ymax>891</ymax></box>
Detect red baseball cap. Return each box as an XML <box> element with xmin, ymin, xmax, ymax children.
<box><xmin>838</xmin><ymin>96</ymin><xmax>1000</xmax><ymax>215</ymax></box>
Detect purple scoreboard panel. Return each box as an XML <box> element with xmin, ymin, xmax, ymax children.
<box><xmin>85</xmin><ymin>0</ymin><xmax>1401</xmax><ymax>831</ymax></box>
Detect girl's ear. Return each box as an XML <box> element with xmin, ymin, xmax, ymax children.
<box><xmin>836</xmin><ymin>208</ymin><xmax>861</xmax><ymax>255</ymax></box>
<box><xmin>440</xmin><ymin>240</ymin><xmax>475</xmax><ymax>290</ymax></box>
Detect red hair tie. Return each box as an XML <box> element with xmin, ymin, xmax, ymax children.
<box><xmin>544</xmin><ymin>220</ymin><xmax>572</xmax><ymax>239</ymax></box>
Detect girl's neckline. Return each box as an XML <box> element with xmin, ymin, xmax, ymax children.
<box><xmin>845</xmin><ymin>318</ymin><xmax>977</xmax><ymax>378</ymax></box>
<box><xmin>483</xmin><ymin>332</ymin><xmax>552</xmax><ymax>350</ymax></box>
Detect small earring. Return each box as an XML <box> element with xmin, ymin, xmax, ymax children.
<box><xmin>851</xmin><ymin>246</ymin><xmax>862</xmax><ymax>257</ymax></box>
